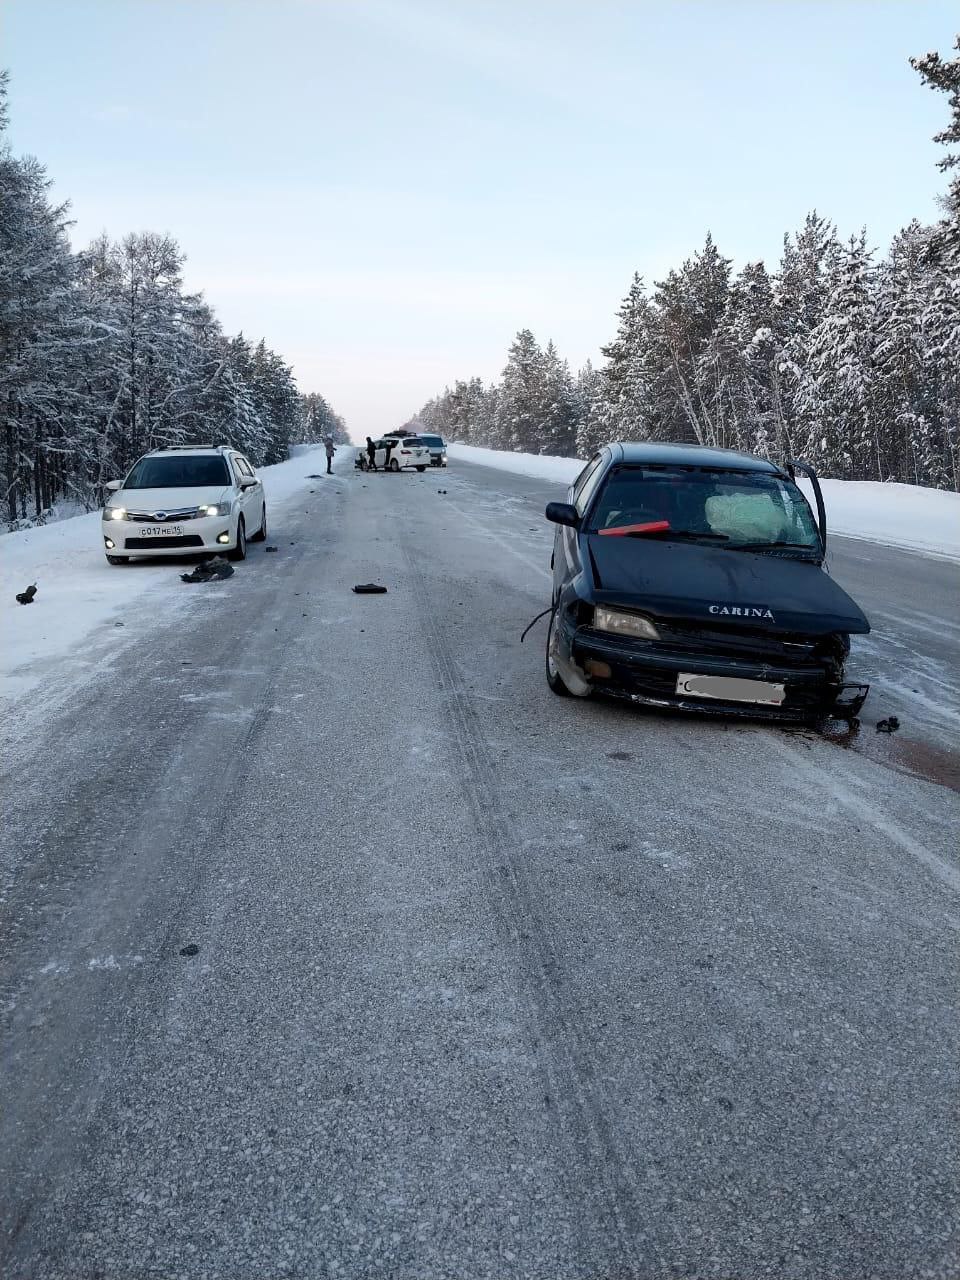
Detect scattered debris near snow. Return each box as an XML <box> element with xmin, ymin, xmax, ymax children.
<box><xmin>15</xmin><ymin>584</ymin><xmax>37</xmax><ymax>605</ymax></box>
<box><xmin>877</xmin><ymin>716</ymin><xmax>901</xmax><ymax>734</ymax></box>
<box><xmin>179</xmin><ymin>943</ymin><xmax>200</xmax><ymax>957</ymax></box>
<box><xmin>353</xmin><ymin>583</ymin><xmax>388</xmax><ymax>594</ymax></box>
<box><xmin>180</xmin><ymin>558</ymin><xmax>234</xmax><ymax>584</ymax></box>
<box><xmin>265</xmin><ymin>546</ymin><xmax>279</xmax><ymax>553</ymax></box>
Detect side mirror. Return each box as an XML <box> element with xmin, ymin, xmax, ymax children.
<box><xmin>545</xmin><ymin>501</ymin><xmax>580</xmax><ymax>529</ymax></box>
<box><xmin>239</xmin><ymin>475</ymin><xmax>258</xmax><ymax>488</ymax></box>
<box><xmin>105</xmin><ymin>479</ymin><xmax>123</xmax><ymax>492</ymax></box>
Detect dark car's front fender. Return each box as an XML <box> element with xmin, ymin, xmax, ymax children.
<box><xmin>551</xmin><ymin>587</ymin><xmax>593</xmax><ymax>696</ymax></box>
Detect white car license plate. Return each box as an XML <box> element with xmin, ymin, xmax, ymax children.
<box><xmin>141</xmin><ymin>524</ymin><xmax>184</xmax><ymax>537</ymax></box>
<box><xmin>676</xmin><ymin>673</ymin><xmax>785</xmax><ymax>706</ymax></box>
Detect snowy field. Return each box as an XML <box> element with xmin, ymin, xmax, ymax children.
<box><xmin>0</xmin><ymin>447</ymin><xmax>334</xmax><ymax>705</ymax></box>
<box><xmin>447</xmin><ymin>443</ymin><xmax>960</xmax><ymax>561</ymax></box>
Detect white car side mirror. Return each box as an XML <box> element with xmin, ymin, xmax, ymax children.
<box><xmin>105</xmin><ymin>479</ymin><xmax>123</xmax><ymax>492</ymax></box>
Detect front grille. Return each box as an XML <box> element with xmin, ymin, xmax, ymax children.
<box><xmin>127</xmin><ymin>508</ymin><xmax>200</xmax><ymax>523</ymax></box>
<box><xmin>125</xmin><ymin>535</ymin><xmax>204</xmax><ymax>549</ymax></box>
<box><xmin>655</xmin><ymin>621</ymin><xmax>819</xmax><ymax>665</ymax></box>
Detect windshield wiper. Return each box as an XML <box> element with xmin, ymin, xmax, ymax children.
<box><xmin>727</xmin><ymin>540</ymin><xmax>817</xmax><ymax>553</ymax></box>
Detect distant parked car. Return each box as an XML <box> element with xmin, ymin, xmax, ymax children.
<box><xmin>359</xmin><ymin>437</ymin><xmax>431</xmax><ymax>472</ymax></box>
<box><xmin>101</xmin><ymin>444</ymin><xmax>267</xmax><ymax>564</ymax></box>
<box><xmin>416</xmin><ymin>434</ymin><xmax>448</xmax><ymax>467</ymax></box>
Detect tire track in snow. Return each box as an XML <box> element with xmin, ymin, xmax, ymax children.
<box><xmin>401</xmin><ymin>537</ymin><xmax>673</xmax><ymax>1275</ymax></box>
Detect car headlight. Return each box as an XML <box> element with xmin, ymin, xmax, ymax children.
<box><xmin>594</xmin><ymin>606</ymin><xmax>660</xmax><ymax>639</ymax></box>
<box><xmin>104</xmin><ymin>506</ymin><xmax>126</xmax><ymax>521</ymax></box>
<box><xmin>199</xmin><ymin>502</ymin><xmax>231</xmax><ymax>517</ymax></box>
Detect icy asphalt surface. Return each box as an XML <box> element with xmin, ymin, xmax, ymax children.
<box><xmin>1</xmin><ymin>457</ymin><xmax>958</xmax><ymax>1280</ymax></box>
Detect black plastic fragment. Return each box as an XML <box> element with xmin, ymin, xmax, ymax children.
<box><xmin>353</xmin><ymin>583</ymin><xmax>388</xmax><ymax>594</ymax></box>
<box><xmin>180</xmin><ymin>558</ymin><xmax>234</xmax><ymax>584</ymax></box>
<box><xmin>15</xmin><ymin>584</ymin><xmax>37</xmax><ymax>605</ymax></box>
<box><xmin>876</xmin><ymin>716</ymin><xmax>901</xmax><ymax>734</ymax></box>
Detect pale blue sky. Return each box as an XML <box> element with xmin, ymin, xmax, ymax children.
<box><xmin>5</xmin><ymin>0</ymin><xmax>957</xmax><ymax>436</ymax></box>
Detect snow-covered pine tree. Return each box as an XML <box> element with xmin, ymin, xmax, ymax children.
<box><xmin>910</xmin><ymin>39</ymin><xmax>960</xmax><ymax>489</ymax></box>
<box><xmin>773</xmin><ymin>211</ymin><xmax>841</xmax><ymax>465</ymax></box>
<box><xmin>597</xmin><ymin>273</ymin><xmax>656</xmax><ymax>443</ymax></box>
<box><xmin>799</xmin><ymin>232</ymin><xmax>879</xmax><ymax>479</ymax></box>
<box><xmin>496</xmin><ymin>329</ymin><xmax>547</xmax><ymax>452</ymax></box>
<box><xmin>539</xmin><ymin>341</ymin><xmax>577</xmax><ymax>456</ymax></box>
<box><xmin>650</xmin><ymin>235</ymin><xmax>731</xmax><ymax>444</ymax></box>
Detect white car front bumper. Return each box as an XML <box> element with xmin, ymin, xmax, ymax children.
<box><xmin>102</xmin><ymin>514</ymin><xmax>237</xmax><ymax>558</ymax></box>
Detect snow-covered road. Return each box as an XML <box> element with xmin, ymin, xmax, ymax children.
<box><xmin>1</xmin><ymin>455</ymin><xmax>958</xmax><ymax>1278</ymax></box>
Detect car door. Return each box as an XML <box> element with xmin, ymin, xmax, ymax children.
<box><xmin>553</xmin><ymin>451</ymin><xmax>607</xmax><ymax>600</ymax></box>
<box><xmin>233</xmin><ymin>454</ymin><xmax>260</xmax><ymax>527</ymax></box>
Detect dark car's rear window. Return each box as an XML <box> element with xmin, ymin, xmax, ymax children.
<box><xmin>419</xmin><ymin>436</ymin><xmax>444</xmax><ymax>447</ymax></box>
<box><xmin>124</xmin><ymin>455</ymin><xmax>231</xmax><ymax>489</ymax></box>
<box><xmin>588</xmin><ymin>466</ymin><xmax>820</xmax><ymax>549</ymax></box>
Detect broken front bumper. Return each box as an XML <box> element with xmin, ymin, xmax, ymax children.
<box><xmin>568</xmin><ymin>626</ymin><xmax>868</xmax><ymax>722</ymax></box>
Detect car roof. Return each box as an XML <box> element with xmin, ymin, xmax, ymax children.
<box><xmin>609</xmin><ymin>441</ymin><xmax>783</xmax><ymax>474</ymax></box>
<box><xmin>143</xmin><ymin>444</ymin><xmax>235</xmax><ymax>457</ymax></box>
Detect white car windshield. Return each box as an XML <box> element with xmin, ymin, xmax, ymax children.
<box><xmin>123</xmin><ymin>456</ymin><xmax>232</xmax><ymax>488</ymax></box>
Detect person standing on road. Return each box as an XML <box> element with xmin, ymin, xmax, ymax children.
<box><xmin>383</xmin><ymin>438</ymin><xmax>396</xmax><ymax>471</ymax></box>
<box><xmin>324</xmin><ymin>435</ymin><xmax>336</xmax><ymax>474</ymax></box>
<box><xmin>365</xmin><ymin>437</ymin><xmax>377</xmax><ymax>471</ymax></box>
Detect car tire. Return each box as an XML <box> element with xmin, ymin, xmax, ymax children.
<box><xmin>228</xmin><ymin>517</ymin><xmax>246</xmax><ymax>562</ymax></box>
<box><xmin>545</xmin><ymin>609</ymin><xmax>572</xmax><ymax>697</ymax></box>
<box><xmin>390</xmin><ymin>459</ymin><xmax>400</xmax><ymax>472</ymax></box>
<box><xmin>416</xmin><ymin>465</ymin><xmax>426</xmax><ymax>472</ymax></box>
<box><xmin>251</xmin><ymin>504</ymin><xmax>267</xmax><ymax>541</ymax></box>
<box><xmin>106</xmin><ymin>554</ymin><xmax>129</xmax><ymax>565</ymax></box>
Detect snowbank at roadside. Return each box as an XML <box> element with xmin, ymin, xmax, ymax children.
<box><xmin>0</xmin><ymin>447</ymin><xmax>334</xmax><ymax>697</ymax></box>
<box><xmin>449</xmin><ymin>443</ymin><xmax>583</xmax><ymax>486</ymax></box>
<box><xmin>447</xmin><ymin>443</ymin><xmax>960</xmax><ymax>561</ymax></box>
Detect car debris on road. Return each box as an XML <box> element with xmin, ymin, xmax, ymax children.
<box><xmin>180</xmin><ymin>558</ymin><xmax>235</xmax><ymax>583</ymax></box>
<box><xmin>15</xmin><ymin>583</ymin><xmax>37</xmax><ymax>605</ymax></box>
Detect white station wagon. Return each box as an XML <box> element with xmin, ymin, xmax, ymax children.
<box><xmin>101</xmin><ymin>444</ymin><xmax>268</xmax><ymax>564</ymax></box>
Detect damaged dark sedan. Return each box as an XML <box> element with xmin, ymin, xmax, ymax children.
<box><xmin>545</xmin><ymin>442</ymin><xmax>870</xmax><ymax>723</ymax></box>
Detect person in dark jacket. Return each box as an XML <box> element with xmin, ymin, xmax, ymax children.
<box><xmin>365</xmin><ymin>437</ymin><xmax>377</xmax><ymax>471</ymax></box>
<box><xmin>324</xmin><ymin>435</ymin><xmax>336</xmax><ymax>474</ymax></box>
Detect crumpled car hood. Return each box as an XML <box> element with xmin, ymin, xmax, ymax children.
<box><xmin>586</xmin><ymin>536</ymin><xmax>870</xmax><ymax>635</ymax></box>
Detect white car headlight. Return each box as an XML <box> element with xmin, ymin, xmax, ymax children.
<box><xmin>594</xmin><ymin>606</ymin><xmax>660</xmax><ymax>639</ymax></box>
<box><xmin>199</xmin><ymin>502</ymin><xmax>231</xmax><ymax>517</ymax></box>
<box><xmin>105</xmin><ymin>506</ymin><xmax>126</xmax><ymax>521</ymax></box>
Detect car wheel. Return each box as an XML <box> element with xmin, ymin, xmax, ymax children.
<box><xmin>106</xmin><ymin>554</ymin><xmax>129</xmax><ymax>565</ymax></box>
<box><xmin>545</xmin><ymin>609</ymin><xmax>572</xmax><ymax>697</ymax></box>
<box><xmin>228</xmin><ymin>517</ymin><xmax>246</xmax><ymax>561</ymax></box>
<box><xmin>416</xmin><ymin>465</ymin><xmax>426</xmax><ymax>472</ymax></box>
<box><xmin>390</xmin><ymin>458</ymin><xmax>400</xmax><ymax>472</ymax></box>
<box><xmin>251</xmin><ymin>504</ymin><xmax>267</xmax><ymax>541</ymax></box>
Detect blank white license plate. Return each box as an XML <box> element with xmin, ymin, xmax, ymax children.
<box><xmin>140</xmin><ymin>524</ymin><xmax>184</xmax><ymax>537</ymax></box>
<box><xmin>676</xmin><ymin>672</ymin><xmax>785</xmax><ymax>706</ymax></box>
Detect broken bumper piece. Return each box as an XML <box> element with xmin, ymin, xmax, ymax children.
<box><xmin>832</xmin><ymin>683</ymin><xmax>870</xmax><ymax>720</ymax></box>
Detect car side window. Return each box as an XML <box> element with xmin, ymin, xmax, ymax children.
<box><xmin>237</xmin><ymin>456</ymin><xmax>256</xmax><ymax>479</ymax></box>
<box><xmin>574</xmin><ymin>454</ymin><xmax>607</xmax><ymax>516</ymax></box>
